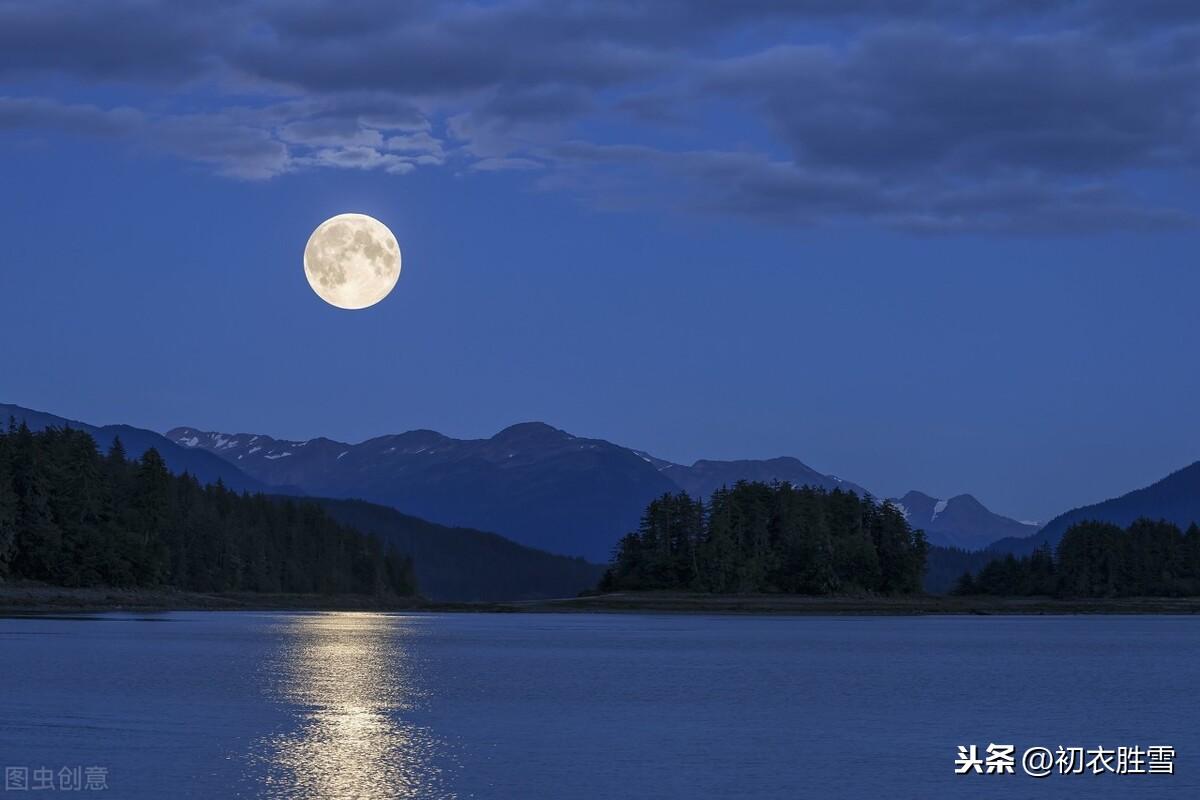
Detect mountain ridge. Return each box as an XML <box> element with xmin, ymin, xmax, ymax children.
<box><xmin>661</xmin><ymin>456</ymin><xmax>872</xmax><ymax>500</ymax></box>
<box><xmin>889</xmin><ymin>490</ymin><xmax>1038</xmax><ymax>551</ymax></box>
<box><xmin>314</xmin><ymin>498</ymin><xmax>605</xmax><ymax>601</ymax></box>
<box><xmin>14</xmin><ymin>402</ymin><xmax>1200</xmax><ymax>584</ymax></box>
<box><xmin>167</xmin><ymin>421</ymin><xmax>682</xmax><ymax>561</ymax></box>
<box><xmin>989</xmin><ymin>460</ymin><xmax>1200</xmax><ymax>555</ymax></box>
<box><xmin>167</xmin><ymin>422</ymin><xmax>877</xmax><ymax>561</ymax></box>
<box><xmin>1</xmin><ymin>403</ymin><xmax>273</xmax><ymax>495</ymax></box>
<box><xmin>1</xmin><ymin>402</ymin><xmax>603</xmax><ymax>600</ymax></box>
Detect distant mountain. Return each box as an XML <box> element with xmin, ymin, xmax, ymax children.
<box><xmin>660</xmin><ymin>457</ymin><xmax>871</xmax><ymax>500</ymax></box>
<box><xmin>990</xmin><ymin>461</ymin><xmax>1200</xmax><ymax>556</ymax></box>
<box><xmin>1</xmin><ymin>403</ymin><xmax>270</xmax><ymax>494</ymax></box>
<box><xmin>168</xmin><ymin>421</ymin><xmax>680</xmax><ymax>561</ymax></box>
<box><xmin>889</xmin><ymin>490</ymin><xmax>1038</xmax><ymax>551</ymax></box>
<box><xmin>168</xmin><ymin>422</ymin><xmax>878</xmax><ymax>562</ymax></box>
<box><xmin>315</xmin><ymin>499</ymin><xmax>605</xmax><ymax>601</ymax></box>
<box><xmin>1</xmin><ymin>402</ymin><xmax>605</xmax><ymax>600</ymax></box>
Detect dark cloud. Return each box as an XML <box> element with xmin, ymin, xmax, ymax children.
<box><xmin>255</xmin><ymin>0</ymin><xmax>435</xmax><ymax>40</ymax></box>
<box><xmin>482</xmin><ymin>86</ymin><xmax>595</xmax><ymax>125</ymax></box>
<box><xmin>1</xmin><ymin>0</ymin><xmax>1198</xmax><ymax>231</ymax></box>
<box><xmin>0</xmin><ymin>2</ymin><xmax>228</xmax><ymax>83</ymax></box>
<box><xmin>0</xmin><ymin>96</ymin><xmax>142</xmax><ymax>136</ymax></box>
<box><xmin>232</xmin><ymin>28</ymin><xmax>666</xmax><ymax>97</ymax></box>
<box><xmin>710</xmin><ymin>28</ymin><xmax>1199</xmax><ymax>176</ymax></box>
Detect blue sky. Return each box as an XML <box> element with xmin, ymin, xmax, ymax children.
<box><xmin>2</xmin><ymin>1</ymin><xmax>1199</xmax><ymax>522</ymax></box>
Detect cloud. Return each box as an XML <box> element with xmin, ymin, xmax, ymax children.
<box><xmin>384</xmin><ymin>131</ymin><xmax>445</xmax><ymax>165</ymax></box>
<box><xmin>277</xmin><ymin>118</ymin><xmax>386</xmax><ymax>149</ymax></box>
<box><xmin>0</xmin><ymin>2</ymin><xmax>227</xmax><ymax>84</ymax></box>
<box><xmin>2</xmin><ymin>0</ymin><xmax>1199</xmax><ymax>232</ymax></box>
<box><xmin>708</xmin><ymin>29</ymin><xmax>1200</xmax><ymax>177</ymax></box>
<box><xmin>298</xmin><ymin>145</ymin><xmax>416</xmax><ymax>174</ymax></box>
<box><xmin>469</xmin><ymin>157</ymin><xmax>543</xmax><ymax>172</ymax></box>
<box><xmin>548</xmin><ymin>142</ymin><xmax>1197</xmax><ymax>234</ymax></box>
<box><xmin>152</xmin><ymin>114</ymin><xmax>292</xmax><ymax>179</ymax></box>
<box><xmin>0</xmin><ymin>96</ymin><xmax>142</xmax><ymax>136</ymax></box>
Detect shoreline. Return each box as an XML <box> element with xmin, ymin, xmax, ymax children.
<box><xmin>0</xmin><ymin>585</ymin><xmax>428</xmax><ymax>614</ymax></box>
<box><xmin>538</xmin><ymin>592</ymin><xmax>1200</xmax><ymax>615</ymax></box>
<box><xmin>3</xmin><ymin>585</ymin><xmax>1200</xmax><ymax>615</ymax></box>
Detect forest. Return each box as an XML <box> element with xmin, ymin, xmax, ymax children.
<box><xmin>600</xmin><ymin>482</ymin><xmax>928</xmax><ymax>594</ymax></box>
<box><xmin>0</xmin><ymin>423</ymin><xmax>416</xmax><ymax>596</ymax></box>
<box><xmin>957</xmin><ymin>519</ymin><xmax>1200</xmax><ymax>597</ymax></box>
<box><xmin>923</xmin><ymin>545</ymin><xmax>999</xmax><ymax>594</ymax></box>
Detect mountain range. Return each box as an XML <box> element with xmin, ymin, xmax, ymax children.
<box><xmin>166</xmin><ymin>419</ymin><xmax>1031</xmax><ymax>560</ymax></box>
<box><xmin>0</xmin><ymin>403</ymin><xmax>602</xmax><ymax>601</ymax></box>
<box><xmin>166</xmin><ymin>421</ymin><xmax>678</xmax><ymax>562</ymax></box>
<box><xmin>12</xmin><ymin>401</ymin><xmax>1197</xmax><ymax>581</ymax></box>
<box><xmin>165</xmin><ymin>422</ymin><xmax>890</xmax><ymax>561</ymax></box>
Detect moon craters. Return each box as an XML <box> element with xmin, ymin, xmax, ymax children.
<box><xmin>303</xmin><ymin>214</ymin><xmax>402</xmax><ymax>310</ymax></box>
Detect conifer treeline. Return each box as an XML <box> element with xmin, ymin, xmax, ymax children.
<box><xmin>0</xmin><ymin>423</ymin><xmax>416</xmax><ymax>595</ymax></box>
<box><xmin>958</xmin><ymin>519</ymin><xmax>1200</xmax><ymax>597</ymax></box>
<box><xmin>600</xmin><ymin>482</ymin><xmax>928</xmax><ymax>594</ymax></box>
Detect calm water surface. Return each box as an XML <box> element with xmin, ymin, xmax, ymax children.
<box><xmin>1</xmin><ymin>612</ymin><xmax>1196</xmax><ymax>799</ymax></box>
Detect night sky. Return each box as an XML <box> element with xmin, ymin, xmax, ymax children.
<box><xmin>2</xmin><ymin>1</ymin><xmax>1199</xmax><ymax>523</ymax></box>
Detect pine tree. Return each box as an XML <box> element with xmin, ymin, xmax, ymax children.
<box><xmin>960</xmin><ymin>518</ymin><xmax>1200</xmax><ymax>598</ymax></box>
<box><xmin>0</xmin><ymin>437</ymin><xmax>18</xmax><ymax>575</ymax></box>
<box><xmin>8</xmin><ymin>422</ymin><xmax>63</xmax><ymax>581</ymax></box>
<box><xmin>953</xmin><ymin>570</ymin><xmax>977</xmax><ymax>595</ymax></box>
<box><xmin>603</xmin><ymin>482</ymin><xmax>929</xmax><ymax>596</ymax></box>
<box><xmin>0</xmin><ymin>426</ymin><xmax>418</xmax><ymax>596</ymax></box>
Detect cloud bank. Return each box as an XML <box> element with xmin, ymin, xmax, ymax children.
<box><xmin>3</xmin><ymin>0</ymin><xmax>1198</xmax><ymax>232</ymax></box>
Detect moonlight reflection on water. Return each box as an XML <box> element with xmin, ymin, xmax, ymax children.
<box><xmin>255</xmin><ymin>613</ymin><xmax>452</xmax><ymax>799</ymax></box>
<box><xmin>1</xmin><ymin>613</ymin><xmax>1197</xmax><ymax>798</ymax></box>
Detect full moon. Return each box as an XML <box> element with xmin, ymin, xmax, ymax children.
<box><xmin>303</xmin><ymin>213</ymin><xmax>402</xmax><ymax>310</ymax></box>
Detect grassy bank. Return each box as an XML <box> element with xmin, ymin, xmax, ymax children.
<box><xmin>4</xmin><ymin>584</ymin><xmax>1200</xmax><ymax>615</ymax></box>
<box><xmin>0</xmin><ymin>583</ymin><xmax>426</xmax><ymax>613</ymax></box>
<box><xmin>538</xmin><ymin>591</ymin><xmax>1200</xmax><ymax>615</ymax></box>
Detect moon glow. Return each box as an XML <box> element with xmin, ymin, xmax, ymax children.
<box><xmin>303</xmin><ymin>213</ymin><xmax>402</xmax><ymax>310</ymax></box>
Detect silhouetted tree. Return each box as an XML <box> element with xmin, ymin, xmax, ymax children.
<box><xmin>602</xmin><ymin>482</ymin><xmax>928</xmax><ymax>595</ymax></box>
<box><xmin>955</xmin><ymin>519</ymin><xmax>1200</xmax><ymax>597</ymax></box>
<box><xmin>0</xmin><ymin>425</ymin><xmax>416</xmax><ymax>596</ymax></box>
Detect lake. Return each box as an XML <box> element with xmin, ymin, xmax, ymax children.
<box><xmin>1</xmin><ymin>612</ymin><xmax>1196</xmax><ymax>798</ymax></box>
